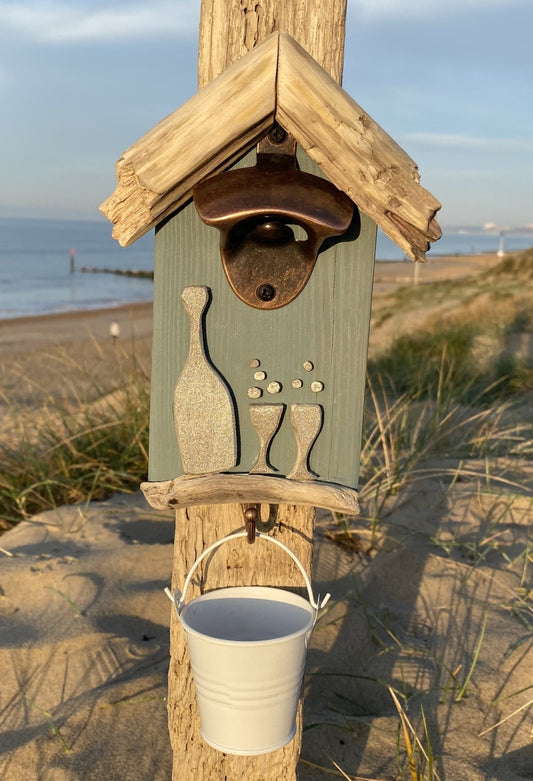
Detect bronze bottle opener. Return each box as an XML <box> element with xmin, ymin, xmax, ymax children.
<box><xmin>193</xmin><ymin>127</ymin><xmax>355</xmax><ymax>310</ymax></box>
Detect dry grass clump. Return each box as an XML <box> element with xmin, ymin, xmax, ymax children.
<box><xmin>372</xmin><ymin>249</ymin><xmax>533</xmax><ymax>343</ymax></box>
<box><xmin>490</xmin><ymin>249</ymin><xmax>533</xmax><ymax>279</ymax></box>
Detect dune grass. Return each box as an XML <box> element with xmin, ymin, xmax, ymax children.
<box><xmin>0</xmin><ymin>351</ymin><xmax>150</xmax><ymax>530</ymax></box>
<box><xmin>369</xmin><ymin>249</ymin><xmax>533</xmax><ymax>404</ymax></box>
<box><xmin>2</xmin><ymin>346</ymin><xmax>528</xmax><ymax>532</ymax></box>
<box><xmin>344</xmin><ymin>249</ymin><xmax>533</xmax><ymax>548</ymax></box>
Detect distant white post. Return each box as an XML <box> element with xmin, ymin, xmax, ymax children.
<box><xmin>497</xmin><ymin>230</ymin><xmax>505</xmax><ymax>258</ymax></box>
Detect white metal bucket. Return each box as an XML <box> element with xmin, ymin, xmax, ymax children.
<box><xmin>166</xmin><ymin>531</ymin><xmax>330</xmax><ymax>756</ymax></box>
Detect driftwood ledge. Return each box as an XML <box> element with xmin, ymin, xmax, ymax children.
<box><xmin>141</xmin><ymin>473</ymin><xmax>360</xmax><ymax>516</ymax></box>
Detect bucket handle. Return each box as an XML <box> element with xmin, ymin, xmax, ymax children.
<box><xmin>165</xmin><ymin>531</ymin><xmax>330</xmax><ymax>615</ymax></box>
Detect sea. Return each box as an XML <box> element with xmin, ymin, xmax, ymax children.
<box><xmin>0</xmin><ymin>216</ymin><xmax>532</xmax><ymax>321</ymax></box>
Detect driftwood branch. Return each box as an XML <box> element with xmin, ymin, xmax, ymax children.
<box><xmin>162</xmin><ymin>4</ymin><xmax>353</xmax><ymax>779</ymax></box>
<box><xmin>197</xmin><ymin>0</ymin><xmax>348</xmax><ymax>87</ymax></box>
<box><xmin>141</xmin><ymin>473</ymin><xmax>360</xmax><ymax>517</ymax></box>
<box><xmin>276</xmin><ymin>34</ymin><xmax>441</xmax><ymax>261</ymax></box>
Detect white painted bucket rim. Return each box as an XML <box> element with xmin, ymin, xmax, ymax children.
<box><xmin>165</xmin><ymin>531</ymin><xmax>330</xmax><ymax>616</ymax></box>
<box><xmin>173</xmin><ymin>585</ymin><xmax>316</xmax><ymax>647</ymax></box>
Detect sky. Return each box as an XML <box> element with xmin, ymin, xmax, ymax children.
<box><xmin>0</xmin><ymin>0</ymin><xmax>531</xmax><ymax>230</ymax></box>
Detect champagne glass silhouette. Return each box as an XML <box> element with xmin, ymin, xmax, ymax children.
<box><xmin>287</xmin><ymin>404</ymin><xmax>323</xmax><ymax>480</ymax></box>
<box><xmin>249</xmin><ymin>403</ymin><xmax>285</xmax><ymax>474</ymax></box>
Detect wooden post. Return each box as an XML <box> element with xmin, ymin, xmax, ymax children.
<box><xmin>165</xmin><ymin>2</ymin><xmax>348</xmax><ymax>779</ymax></box>
<box><xmin>100</xmin><ymin>1</ymin><xmax>441</xmax><ymax>777</ymax></box>
<box><xmin>197</xmin><ymin>0</ymin><xmax>348</xmax><ymax>87</ymax></box>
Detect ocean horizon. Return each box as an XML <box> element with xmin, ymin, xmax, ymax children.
<box><xmin>0</xmin><ymin>217</ymin><xmax>154</xmax><ymax>321</ymax></box>
<box><xmin>0</xmin><ymin>216</ymin><xmax>532</xmax><ymax>321</ymax></box>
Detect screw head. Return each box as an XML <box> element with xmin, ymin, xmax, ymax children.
<box><xmin>256</xmin><ymin>283</ymin><xmax>276</xmax><ymax>302</ymax></box>
<box><xmin>268</xmin><ymin>125</ymin><xmax>287</xmax><ymax>145</ymax></box>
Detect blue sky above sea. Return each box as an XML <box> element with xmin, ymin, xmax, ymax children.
<box><xmin>0</xmin><ymin>0</ymin><xmax>531</xmax><ymax>234</ymax></box>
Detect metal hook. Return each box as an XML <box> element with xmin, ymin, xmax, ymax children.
<box><xmin>243</xmin><ymin>505</ymin><xmax>258</xmax><ymax>544</ymax></box>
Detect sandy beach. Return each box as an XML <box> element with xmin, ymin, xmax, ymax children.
<box><xmin>1</xmin><ymin>254</ymin><xmax>532</xmax><ymax>780</ymax></box>
<box><xmin>373</xmin><ymin>252</ymin><xmax>502</xmax><ymax>288</ymax></box>
<box><xmin>0</xmin><ymin>301</ymin><xmax>153</xmax><ymax>351</ymax></box>
<box><xmin>0</xmin><ymin>301</ymin><xmax>152</xmax><ymax>395</ymax></box>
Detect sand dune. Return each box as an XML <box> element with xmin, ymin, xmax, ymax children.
<box><xmin>1</xmin><ymin>255</ymin><xmax>531</xmax><ymax>780</ymax></box>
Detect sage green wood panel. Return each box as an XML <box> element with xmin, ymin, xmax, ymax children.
<box><xmin>149</xmin><ymin>151</ymin><xmax>376</xmax><ymax>489</ymax></box>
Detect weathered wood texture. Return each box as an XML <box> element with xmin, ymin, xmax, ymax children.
<box><xmin>141</xmin><ymin>472</ymin><xmax>360</xmax><ymax>516</ymax></box>
<box><xmin>167</xmin><ymin>504</ymin><xmax>314</xmax><ymax>780</ymax></box>
<box><xmin>164</xmin><ymin>3</ymin><xmax>349</xmax><ymax>780</ymax></box>
<box><xmin>276</xmin><ymin>34</ymin><xmax>441</xmax><ymax>262</ymax></box>
<box><xmin>197</xmin><ymin>0</ymin><xmax>347</xmax><ymax>87</ymax></box>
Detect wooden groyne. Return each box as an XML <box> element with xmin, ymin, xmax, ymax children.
<box><xmin>78</xmin><ymin>267</ymin><xmax>154</xmax><ymax>279</ymax></box>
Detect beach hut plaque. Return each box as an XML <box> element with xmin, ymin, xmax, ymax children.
<box><xmin>102</xmin><ymin>34</ymin><xmax>440</xmax><ymax>517</ymax></box>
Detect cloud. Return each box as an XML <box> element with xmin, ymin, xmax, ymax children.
<box><xmin>402</xmin><ymin>133</ymin><xmax>533</xmax><ymax>153</ymax></box>
<box><xmin>0</xmin><ymin>0</ymin><xmax>199</xmax><ymax>42</ymax></box>
<box><xmin>349</xmin><ymin>0</ymin><xmax>527</xmax><ymax>19</ymax></box>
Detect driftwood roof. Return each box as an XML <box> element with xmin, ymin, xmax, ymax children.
<box><xmin>100</xmin><ymin>32</ymin><xmax>441</xmax><ymax>261</ymax></box>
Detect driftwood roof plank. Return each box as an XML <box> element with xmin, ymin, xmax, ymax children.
<box><xmin>100</xmin><ymin>34</ymin><xmax>278</xmax><ymax>246</ymax></box>
<box><xmin>276</xmin><ymin>34</ymin><xmax>441</xmax><ymax>261</ymax></box>
<box><xmin>100</xmin><ymin>31</ymin><xmax>441</xmax><ymax>259</ymax></box>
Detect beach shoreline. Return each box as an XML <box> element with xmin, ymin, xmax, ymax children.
<box><xmin>0</xmin><ymin>254</ymin><xmax>503</xmax><ymax>405</ymax></box>
<box><xmin>0</xmin><ymin>252</ymin><xmax>502</xmax><ymax>349</ymax></box>
<box><xmin>373</xmin><ymin>250</ymin><xmax>501</xmax><ymax>286</ymax></box>
<box><xmin>0</xmin><ymin>299</ymin><xmax>153</xmax><ymax>329</ymax></box>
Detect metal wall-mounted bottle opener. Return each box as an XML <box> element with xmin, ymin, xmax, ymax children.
<box><xmin>193</xmin><ymin>126</ymin><xmax>355</xmax><ymax>310</ymax></box>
